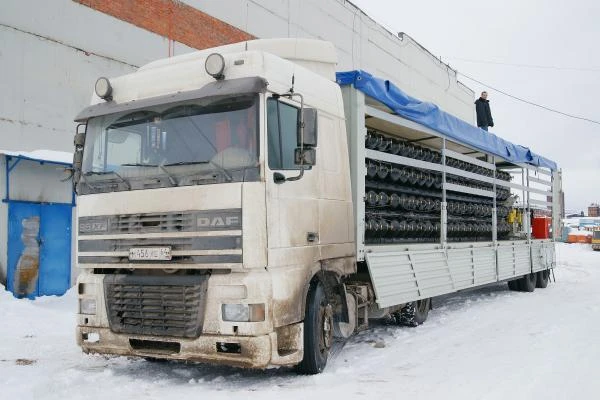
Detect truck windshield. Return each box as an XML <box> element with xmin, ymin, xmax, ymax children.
<box><xmin>78</xmin><ymin>94</ymin><xmax>259</xmax><ymax>194</ymax></box>
<box><xmin>594</xmin><ymin>231</ymin><xmax>600</xmax><ymax>240</ymax></box>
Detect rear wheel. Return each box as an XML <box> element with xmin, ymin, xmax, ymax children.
<box><xmin>519</xmin><ymin>273</ymin><xmax>537</xmax><ymax>292</ymax></box>
<box><xmin>296</xmin><ymin>282</ymin><xmax>333</xmax><ymax>374</ymax></box>
<box><xmin>397</xmin><ymin>298</ymin><xmax>430</xmax><ymax>327</ymax></box>
<box><xmin>507</xmin><ymin>279</ymin><xmax>521</xmax><ymax>291</ymax></box>
<box><xmin>536</xmin><ymin>270</ymin><xmax>550</xmax><ymax>288</ymax></box>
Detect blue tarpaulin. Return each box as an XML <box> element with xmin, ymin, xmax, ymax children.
<box><xmin>336</xmin><ymin>70</ymin><xmax>557</xmax><ymax>171</ymax></box>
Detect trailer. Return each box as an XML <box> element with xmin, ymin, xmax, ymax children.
<box><xmin>339</xmin><ymin>70</ymin><xmax>559</xmax><ymax>309</ymax></box>
<box><xmin>73</xmin><ymin>39</ymin><xmax>561</xmax><ymax>374</ymax></box>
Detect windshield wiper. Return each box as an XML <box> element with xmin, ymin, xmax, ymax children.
<box><xmin>79</xmin><ymin>173</ymin><xmax>100</xmax><ymax>190</ymax></box>
<box><xmin>162</xmin><ymin>161</ymin><xmax>211</xmax><ymax>166</ymax></box>
<box><xmin>163</xmin><ymin>160</ymin><xmax>233</xmax><ymax>182</ymax></box>
<box><xmin>159</xmin><ymin>165</ymin><xmax>178</xmax><ymax>186</ymax></box>
<box><xmin>84</xmin><ymin>170</ymin><xmax>131</xmax><ymax>190</ymax></box>
<box><xmin>122</xmin><ymin>163</ymin><xmax>178</xmax><ymax>186</ymax></box>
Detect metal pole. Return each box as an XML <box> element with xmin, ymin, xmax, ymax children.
<box><xmin>526</xmin><ymin>168</ymin><xmax>531</xmax><ymax>241</ymax></box>
<box><xmin>441</xmin><ymin>138</ymin><xmax>447</xmax><ymax>246</ymax></box>
<box><xmin>521</xmin><ymin>168</ymin><xmax>526</xmax><ymax>237</ymax></box>
<box><xmin>492</xmin><ymin>156</ymin><xmax>497</xmax><ymax>244</ymax></box>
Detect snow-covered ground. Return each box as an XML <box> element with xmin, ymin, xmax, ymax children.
<box><xmin>2</xmin><ymin>243</ymin><xmax>599</xmax><ymax>400</ymax></box>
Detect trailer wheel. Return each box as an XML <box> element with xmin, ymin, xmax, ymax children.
<box><xmin>397</xmin><ymin>298</ymin><xmax>430</xmax><ymax>327</ymax></box>
<box><xmin>507</xmin><ymin>279</ymin><xmax>521</xmax><ymax>291</ymax></box>
<box><xmin>143</xmin><ymin>357</ymin><xmax>167</xmax><ymax>363</ymax></box>
<box><xmin>520</xmin><ymin>273</ymin><xmax>537</xmax><ymax>292</ymax></box>
<box><xmin>536</xmin><ymin>270</ymin><xmax>550</xmax><ymax>288</ymax></box>
<box><xmin>296</xmin><ymin>281</ymin><xmax>333</xmax><ymax>374</ymax></box>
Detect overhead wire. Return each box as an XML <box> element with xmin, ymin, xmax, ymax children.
<box><xmin>446</xmin><ymin>57</ymin><xmax>600</xmax><ymax>73</ymax></box>
<box><xmin>457</xmin><ymin>71</ymin><xmax>600</xmax><ymax>126</ymax></box>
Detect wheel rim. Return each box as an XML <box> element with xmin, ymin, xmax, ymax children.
<box><xmin>319</xmin><ymin>303</ymin><xmax>333</xmax><ymax>354</ymax></box>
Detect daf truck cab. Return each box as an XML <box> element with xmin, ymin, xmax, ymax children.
<box><xmin>75</xmin><ymin>39</ymin><xmax>352</xmax><ymax>374</ymax></box>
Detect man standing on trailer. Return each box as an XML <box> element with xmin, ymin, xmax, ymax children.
<box><xmin>475</xmin><ymin>91</ymin><xmax>494</xmax><ymax>131</ymax></box>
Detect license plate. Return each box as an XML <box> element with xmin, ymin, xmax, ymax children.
<box><xmin>129</xmin><ymin>247</ymin><xmax>172</xmax><ymax>261</ymax></box>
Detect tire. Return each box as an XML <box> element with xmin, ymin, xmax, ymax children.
<box><xmin>519</xmin><ymin>273</ymin><xmax>537</xmax><ymax>292</ymax></box>
<box><xmin>397</xmin><ymin>298</ymin><xmax>430</xmax><ymax>327</ymax></box>
<box><xmin>507</xmin><ymin>279</ymin><xmax>521</xmax><ymax>291</ymax></box>
<box><xmin>143</xmin><ymin>357</ymin><xmax>167</xmax><ymax>363</ymax></box>
<box><xmin>296</xmin><ymin>282</ymin><xmax>333</xmax><ymax>374</ymax></box>
<box><xmin>536</xmin><ymin>270</ymin><xmax>550</xmax><ymax>288</ymax></box>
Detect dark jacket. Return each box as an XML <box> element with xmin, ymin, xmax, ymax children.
<box><xmin>475</xmin><ymin>98</ymin><xmax>494</xmax><ymax>128</ymax></box>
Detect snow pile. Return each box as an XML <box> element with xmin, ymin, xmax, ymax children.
<box><xmin>1</xmin><ymin>243</ymin><xmax>599</xmax><ymax>399</ymax></box>
<box><xmin>0</xmin><ymin>149</ymin><xmax>73</xmax><ymax>164</ymax></box>
<box><xmin>571</xmin><ymin>230</ymin><xmax>592</xmax><ymax>236</ymax></box>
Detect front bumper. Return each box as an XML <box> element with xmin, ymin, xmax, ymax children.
<box><xmin>77</xmin><ymin>323</ymin><xmax>303</xmax><ymax>369</ymax></box>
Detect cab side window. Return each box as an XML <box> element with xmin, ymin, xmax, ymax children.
<box><xmin>267</xmin><ymin>98</ymin><xmax>299</xmax><ymax>170</ymax></box>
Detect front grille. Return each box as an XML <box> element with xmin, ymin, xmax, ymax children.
<box><xmin>79</xmin><ymin>209</ymin><xmax>242</xmax><ymax>235</ymax></box>
<box><xmin>104</xmin><ymin>275</ymin><xmax>208</xmax><ymax>338</ymax></box>
<box><xmin>110</xmin><ymin>213</ymin><xmax>196</xmax><ymax>234</ymax></box>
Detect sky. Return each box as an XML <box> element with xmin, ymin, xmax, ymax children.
<box><xmin>351</xmin><ymin>0</ymin><xmax>600</xmax><ymax>214</ymax></box>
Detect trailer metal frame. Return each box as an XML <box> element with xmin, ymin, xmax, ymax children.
<box><xmin>342</xmin><ymin>87</ymin><xmax>558</xmax><ymax>308</ymax></box>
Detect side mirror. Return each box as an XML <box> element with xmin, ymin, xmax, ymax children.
<box><xmin>72</xmin><ymin>145</ymin><xmax>84</xmax><ymax>192</ymax></box>
<box><xmin>73</xmin><ymin>150</ymin><xmax>84</xmax><ymax>173</ymax></box>
<box><xmin>298</xmin><ymin>108</ymin><xmax>318</xmax><ymax>147</ymax></box>
<box><xmin>74</xmin><ymin>132</ymin><xmax>85</xmax><ymax>147</ymax></box>
<box><xmin>295</xmin><ymin>148</ymin><xmax>316</xmax><ymax>166</ymax></box>
<box><xmin>72</xmin><ymin>124</ymin><xmax>86</xmax><ymax>191</ymax></box>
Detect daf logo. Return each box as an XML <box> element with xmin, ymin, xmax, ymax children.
<box><xmin>79</xmin><ymin>219</ymin><xmax>108</xmax><ymax>233</ymax></box>
<box><xmin>197</xmin><ymin>216</ymin><xmax>240</xmax><ymax>227</ymax></box>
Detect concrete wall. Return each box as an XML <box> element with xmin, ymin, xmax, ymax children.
<box><xmin>184</xmin><ymin>0</ymin><xmax>475</xmax><ymax>121</ymax></box>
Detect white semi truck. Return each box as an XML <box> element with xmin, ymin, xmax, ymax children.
<box><xmin>73</xmin><ymin>39</ymin><xmax>561</xmax><ymax>374</ymax></box>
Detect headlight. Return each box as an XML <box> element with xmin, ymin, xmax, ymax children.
<box><xmin>222</xmin><ymin>303</ymin><xmax>265</xmax><ymax>322</ymax></box>
<box><xmin>79</xmin><ymin>298</ymin><xmax>97</xmax><ymax>315</ymax></box>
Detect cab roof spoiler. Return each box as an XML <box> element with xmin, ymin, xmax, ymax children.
<box><xmin>74</xmin><ymin>77</ymin><xmax>268</xmax><ymax>122</ymax></box>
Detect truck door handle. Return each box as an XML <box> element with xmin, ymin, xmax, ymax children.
<box><xmin>307</xmin><ymin>232</ymin><xmax>319</xmax><ymax>243</ymax></box>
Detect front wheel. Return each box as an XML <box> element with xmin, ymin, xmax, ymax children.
<box><xmin>296</xmin><ymin>282</ymin><xmax>333</xmax><ymax>374</ymax></box>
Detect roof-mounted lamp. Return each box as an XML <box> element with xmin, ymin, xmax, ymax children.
<box><xmin>95</xmin><ymin>77</ymin><xmax>113</xmax><ymax>101</ymax></box>
<box><xmin>205</xmin><ymin>53</ymin><xmax>225</xmax><ymax>80</ymax></box>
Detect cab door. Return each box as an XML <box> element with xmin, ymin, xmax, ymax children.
<box><xmin>265</xmin><ymin>96</ymin><xmax>320</xmax><ymax>266</ymax></box>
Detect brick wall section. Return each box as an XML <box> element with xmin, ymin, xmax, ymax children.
<box><xmin>73</xmin><ymin>0</ymin><xmax>255</xmax><ymax>50</ymax></box>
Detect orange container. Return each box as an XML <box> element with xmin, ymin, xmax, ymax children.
<box><xmin>567</xmin><ymin>233</ymin><xmax>592</xmax><ymax>243</ymax></box>
<box><xmin>583</xmin><ymin>235</ymin><xmax>593</xmax><ymax>244</ymax></box>
<box><xmin>532</xmin><ymin>216</ymin><xmax>551</xmax><ymax>239</ymax></box>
